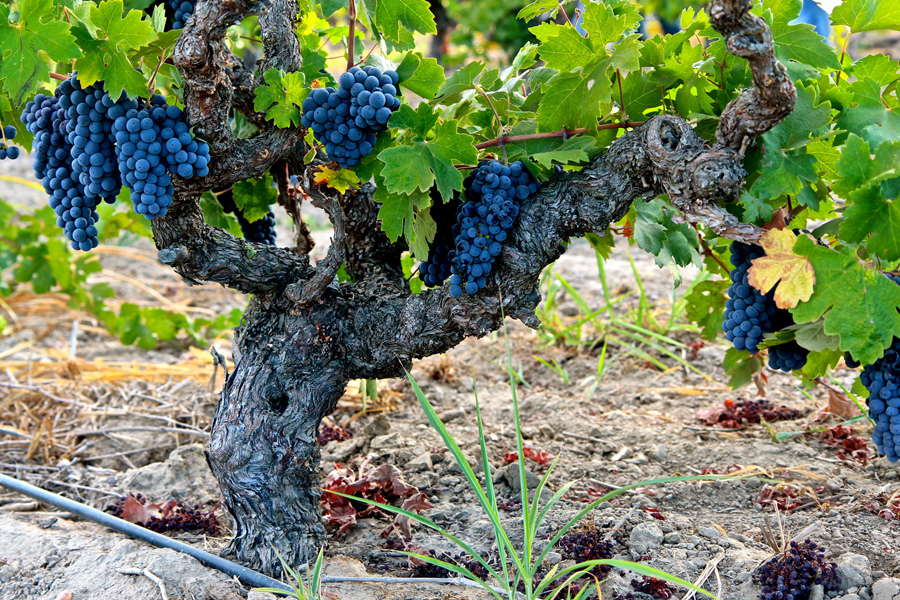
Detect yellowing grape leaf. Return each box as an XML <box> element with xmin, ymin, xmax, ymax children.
<box><xmin>747</xmin><ymin>229</ymin><xmax>815</xmax><ymax>309</ymax></box>
<box><xmin>314</xmin><ymin>166</ymin><xmax>360</xmax><ymax>194</ymax></box>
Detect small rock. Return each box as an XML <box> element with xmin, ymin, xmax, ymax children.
<box><xmin>611</xmin><ymin>446</ymin><xmax>632</xmax><ymax>462</ymax></box>
<box><xmin>438</xmin><ymin>409</ymin><xmax>466</xmax><ymax>423</ymax></box>
<box><xmin>649</xmin><ymin>444</ymin><xmax>667</xmax><ymax>462</ymax></box>
<box><xmin>406</xmin><ymin>452</ymin><xmax>433</xmax><ymax>473</ymax></box>
<box><xmin>247</xmin><ymin>593</ymin><xmax>279</xmax><ymax>600</ymax></box>
<box><xmin>493</xmin><ymin>463</ymin><xmax>541</xmax><ymax>490</ymax></box>
<box><xmin>663</xmin><ymin>532</ymin><xmax>681</xmax><ymax>544</ymax></box>
<box><xmin>369</xmin><ymin>432</ymin><xmax>400</xmax><ymax>450</ymax></box>
<box><xmin>737</xmin><ymin>571</ymin><xmax>753</xmax><ymax>582</ymax></box>
<box><xmin>629</xmin><ymin>522</ymin><xmax>664</xmax><ymax>554</ymax></box>
<box><xmin>873</xmin><ymin>578</ymin><xmax>900</xmax><ymax>600</ymax></box>
<box><xmin>837</xmin><ymin>554</ymin><xmax>872</xmax><ymax>591</ymax></box>
<box><xmin>589</xmin><ymin>426</ymin><xmax>604</xmax><ymax>438</ymax></box>
<box><xmin>545</xmin><ymin>552</ymin><xmax>562</xmax><ymax>566</ymax></box>
<box><xmin>809</xmin><ymin>584</ymin><xmax>824</xmax><ymax>600</ymax></box>
<box><xmin>363</xmin><ymin>414</ymin><xmax>390</xmax><ymax>438</ymax></box>
<box><xmin>840</xmin><ymin>594</ymin><xmax>862</xmax><ymax>600</ymax></box>
<box><xmin>699</xmin><ymin>526</ymin><xmax>722</xmax><ymax>540</ymax></box>
<box><xmin>540</xmin><ymin>424</ymin><xmax>556</xmax><ymax>440</ymax></box>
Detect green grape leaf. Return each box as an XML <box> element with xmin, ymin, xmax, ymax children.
<box><xmin>379</xmin><ymin>106</ymin><xmax>477</xmax><ymax>201</ymax></box>
<box><xmin>396</xmin><ymin>52</ymin><xmax>445</xmax><ymax>99</ymax></box>
<box><xmin>633</xmin><ymin>198</ymin><xmax>700</xmax><ymax>287</ymax></box>
<box><xmin>434</xmin><ymin>61</ymin><xmax>485</xmax><ymax>102</ymax></box>
<box><xmin>0</xmin><ymin>0</ymin><xmax>82</xmax><ymax>104</ymax></box>
<box><xmin>529</xmin><ymin>136</ymin><xmax>596</xmax><ymax>168</ymax></box>
<box><xmin>200</xmin><ymin>192</ymin><xmax>241</xmax><ymax>237</ymax></box>
<box><xmin>409</xmin><ymin>206</ymin><xmax>436</xmax><ymax>260</ymax></box>
<box><xmin>517</xmin><ymin>0</ymin><xmax>561</xmax><ymax>21</ymax></box>
<box><xmin>530</xmin><ymin>19</ymin><xmax>595</xmax><ymax>72</ymax></box>
<box><xmin>684</xmin><ymin>278</ymin><xmax>728</xmax><ymax>341</ymax></box>
<box><xmin>791</xmin><ymin>236</ymin><xmax>900</xmax><ymax>364</ymax></box>
<box><xmin>359</xmin><ymin>0</ymin><xmax>436</xmax><ymax>47</ymax></box>
<box><xmin>72</xmin><ymin>0</ymin><xmax>157</xmax><ymax>100</ymax></box>
<box><xmin>320</xmin><ymin>0</ymin><xmax>346</xmax><ymax>18</ymax></box>
<box><xmin>723</xmin><ymin>347</ymin><xmax>764</xmax><ymax>389</ymax></box>
<box><xmin>750</xmin><ymin>84</ymin><xmax>830</xmax><ymax>200</ymax></box>
<box><xmin>850</xmin><ymin>53</ymin><xmax>900</xmax><ymax>86</ymax></box>
<box><xmin>374</xmin><ymin>185</ymin><xmax>430</xmax><ymax>242</ymax></box>
<box><xmin>837</xmin><ymin>77</ymin><xmax>900</xmax><ymax>148</ymax></box>
<box><xmin>536</xmin><ymin>59</ymin><xmax>613</xmax><ymax>132</ymax></box>
<box><xmin>619</xmin><ymin>70</ymin><xmax>664</xmax><ymax>119</ymax></box>
<box><xmin>233</xmin><ymin>174</ymin><xmax>278</xmax><ymax>223</ymax></box>
<box><xmin>793</xmin><ymin>320</ymin><xmax>841</xmax><ymax>353</ymax></box>
<box><xmin>585</xmin><ymin>232</ymin><xmax>615</xmax><ymax>260</ymax></box>
<box><xmin>253</xmin><ymin>68</ymin><xmax>307</xmax><ymax>128</ymax></box>
<box><xmin>300</xmin><ymin>47</ymin><xmax>328</xmax><ymax>83</ymax></box>
<box><xmin>763</xmin><ymin>0</ymin><xmax>841</xmax><ymax>70</ymax></box>
<box><xmin>831</xmin><ymin>0</ymin><xmax>900</xmax><ymax>32</ymax></box>
<box><xmin>833</xmin><ymin>134</ymin><xmax>900</xmax><ymax>197</ymax></box>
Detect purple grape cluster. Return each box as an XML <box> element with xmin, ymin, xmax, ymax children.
<box><xmin>215</xmin><ymin>188</ymin><xmax>277</xmax><ymax>246</ymax></box>
<box><xmin>768</xmin><ymin>341</ymin><xmax>810</xmax><ymax>373</ymax></box>
<box><xmin>20</xmin><ymin>74</ymin><xmax>210</xmax><ymax>250</ymax></box>
<box><xmin>419</xmin><ymin>191</ymin><xmax>461</xmax><ymax>287</ymax></box>
<box><xmin>859</xmin><ymin>274</ymin><xmax>900</xmax><ymax>462</ymax></box>
<box><xmin>724</xmin><ymin>241</ymin><xmax>808</xmax><ymax>372</ymax></box>
<box><xmin>166</xmin><ymin>0</ymin><xmax>195</xmax><ymax>29</ymax></box>
<box><xmin>557</xmin><ymin>527</ymin><xmax>616</xmax><ymax>580</ymax></box>
<box><xmin>757</xmin><ymin>540</ymin><xmax>840</xmax><ymax>600</ymax></box>
<box><xmin>444</xmin><ymin>160</ymin><xmax>538</xmax><ymax>297</ymax></box>
<box><xmin>0</xmin><ymin>125</ymin><xmax>20</xmax><ymax>159</ymax></box>
<box><xmin>300</xmin><ymin>66</ymin><xmax>400</xmax><ymax>168</ymax></box>
<box><xmin>22</xmin><ymin>88</ymin><xmax>101</xmax><ymax>250</ymax></box>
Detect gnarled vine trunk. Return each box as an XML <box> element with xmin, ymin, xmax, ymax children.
<box><xmin>156</xmin><ymin>0</ymin><xmax>795</xmax><ymax>574</ymax></box>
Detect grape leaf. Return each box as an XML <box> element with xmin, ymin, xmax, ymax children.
<box><xmin>831</xmin><ymin>0</ymin><xmax>900</xmax><ymax>33</ymax></box>
<box><xmin>72</xmin><ymin>0</ymin><xmax>157</xmax><ymax>100</ymax></box>
<box><xmin>747</xmin><ymin>229</ymin><xmax>815</xmax><ymax>309</ymax></box>
<box><xmin>684</xmin><ymin>278</ymin><xmax>728</xmax><ymax>341</ymax></box>
<box><xmin>530</xmin><ymin>19</ymin><xmax>595</xmax><ymax>72</ymax></box>
<box><xmin>633</xmin><ymin>198</ymin><xmax>700</xmax><ymax>287</ymax></box>
<box><xmin>314</xmin><ymin>166</ymin><xmax>360</xmax><ymax>194</ymax></box>
<box><xmin>750</xmin><ymin>84</ymin><xmax>830</xmax><ymax>200</ymax></box>
<box><xmin>517</xmin><ymin>0</ymin><xmax>561</xmax><ymax>21</ymax></box>
<box><xmin>374</xmin><ymin>186</ymin><xmax>430</xmax><ymax>243</ymax></box>
<box><xmin>529</xmin><ymin>136</ymin><xmax>596</xmax><ymax>168</ymax></box>
<box><xmin>320</xmin><ymin>0</ymin><xmax>346</xmax><ymax>18</ymax></box>
<box><xmin>359</xmin><ymin>0</ymin><xmax>436</xmax><ymax>47</ymax></box>
<box><xmin>395</xmin><ymin>52</ymin><xmax>445</xmax><ymax>99</ymax></box>
<box><xmin>233</xmin><ymin>174</ymin><xmax>277</xmax><ymax>223</ymax></box>
<box><xmin>791</xmin><ymin>236</ymin><xmax>900</xmax><ymax>364</ymax></box>
<box><xmin>300</xmin><ymin>48</ymin><xmax>328</xmax><ymax>83</ymax></box>
<box><xmin>409</xmin><ymin>207</ymin><xmax>436</xmax><ymax>260</ymax></box>
<box><xmin>837</xmin><ymin>77</ymin><xmax>900</xmax><ymax>149</ymax></box>
<box><xmin>378</xmin><ymin>108</ymin><xmax>477</xmax><ymax>201</ymax></box>
<box><xmin>723</xmin><ymin>347</ymin><xmax>764</xmax><ymax>389</ymax></box>
<box><xmin>763</xmin><ymin>0</ymin><xmax>841</xmax><ymax>70</ymax></box>
<box><xmin>792</xmin><ymin>320</ymin><xmax>840</xmax><ymax>353</ymax></box>
<box><xmin>0</xmin><ymin>0</ymin><xmax>82</xmax><ymax>104</ymax></box>
<box><xmin>434</xmin><ymin>61</ymin><xmax>485</xmax><ymax>102</ymax></box>
<box><xmin>199</xmin><ymin>192</ymin><xmax>241</xmax><ymax>237</ymax></box>
<box><xmin>536</xmin><ymin>59</ymin><xmax>613</xmax><ymax>132</ymax></box>
<box><xmin>254</xmin><ymin>68</ymin><xmax>307</xmax><ymax>128</ymax></box>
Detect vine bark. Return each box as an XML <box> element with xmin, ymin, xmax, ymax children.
<box><xmin>153</xmin><ymin>0</ymin><xmax>794</xmax><ymax>573</ymax></box>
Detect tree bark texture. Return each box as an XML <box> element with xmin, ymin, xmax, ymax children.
<box><xmin>155</xmin><ymin>0</ymin><xmax>795</xmax><ymax>573</ymax></box>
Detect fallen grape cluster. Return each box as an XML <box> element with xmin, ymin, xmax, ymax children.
<box><xmin>301</xmin><ymin>66</ymin><xmax>400</xmax><ymax>168</ymax></box>
<box><xmin>20</xmin><ymin>74</ymin><xmax>209</xmax><ymax>251</ymax></box>
<box><xmin>723</xmin><ymin>241</ymin><xmax>808</xmax><ymax>372</ymax></box>
<box><xmin>0</xmin><ymin>125</ymin><xmax>19</xmax><ymax>159</ymax></box>
<box><xmin>421</xmin><ymin>160</ymin><xmax>539</xmax><ymax>296</ymax></box>
<box><xmin>859</xmin><ymin>274</ymin><xmax>900</xmax><ymax>463</ymax></box>
<box><xmin>215</xmin><ymin>187</ymin><xmax>277</xmax><ymax>245</ymax></box>
<box><xmin>757</xmin><ymin>540</ymin><xmax>840</xmax><ymax>600</ymax></box>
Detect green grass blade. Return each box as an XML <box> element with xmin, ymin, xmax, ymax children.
<box><xmin>537</xmin><ymin>559</ymin><xmax>720</xmax><ymax>599</ymax></box>
<box><xmin>402</xmin><ymin>552</ymin><xmax>506</xmax><ymax>600</ymax></box>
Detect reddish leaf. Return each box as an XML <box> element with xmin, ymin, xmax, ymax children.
<box><xmin>119</xmin><ymin>494</ymin><xmax>153</xmax><ymax>525</ymax></box>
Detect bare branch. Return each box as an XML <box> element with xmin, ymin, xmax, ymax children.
<box><xmin>286</xmin><ymin>193</ymin><xmax>347</xmax><ymax>306</ymax></box>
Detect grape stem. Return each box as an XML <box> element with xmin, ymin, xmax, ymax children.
<box><xmin>476</xmin><ymin>86</ymin><xmax>507</xmax><ymax>164</ymax></box>
<box><xmin>49</xmin><ymin>72</ymin><xmax>68</xmax><ymax>82</ymax></box>
<box><xmin>474</xmin><ymin>121</ymin><xmax>645</xmax><ymax>150</ymax></box>
<box><xmin>347</xmin><ymin>0</ymin><xmax>357</xmax><ymax>72</ymax></box>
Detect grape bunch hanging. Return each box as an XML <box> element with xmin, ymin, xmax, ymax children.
<box><xmin>858</xmin><ymin>274</ymin><xmax>900</xmax><ymax>463</ymax></box>
<box><xmin>723</xmin><ymin>241</ymin><xmax>808</xmax><ymax>372</ymax></box>
<box><xmin>0</xmin><ymin>125</ymin><xmax>20</xmax><ymax>160</ymax></box>
<box><xmin>215</xmin><ymin>187</ymin><xmax>277</xmax><ymax>246</ymax></box>
<box><xmin>166</xmin><ymin>0</ymin><xmax>195</xmax><ymax>29</ymax></box>
<box><xmin>420</xmin><ymin>160</ymin><xmax>540</xmax><ymax>297</ymax></box>
<box><xmin>21</xmin><ymin>74</ymin><xmax>209</xmax><ymax>251</ymax></box>
<box><xmin>300</xmin><ymin>66</ymin><xmax>401</xmax><ymax>168</ymax></box>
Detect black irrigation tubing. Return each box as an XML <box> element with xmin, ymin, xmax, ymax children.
<box><xmin>0</xmin><ymin>473</ymin><xmax>295</xmax><ymax>594</ymax></box>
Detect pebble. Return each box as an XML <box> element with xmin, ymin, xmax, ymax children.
<box><xmin>698</xmin><ymin>526</ymin><xmax>722</xmax><ymax>539</ymax></box>
<box><xmin>438</xmin><ymin>409</ymin><xmax>466</xmax><ymax>423</ymax></box>
<box><xmin>873</xmin><ymin>578</ymin><xmax>900</xmax><ymax>600</ymax></box>
<box><xmin>837</xmin><ymin>554</ymin><xmax>872</xmax><ymax>591</ymax></box>
<box><xmin>629</xmin><ymin>522</ymin><xmax>664</xmax><ymax>554</ymax></box>
<box><xmin>663</xmin><ymin>532</ymin><xmax>681</xmax><ymax>544</ymax></box>
<box><xmin>810</xmin><ymin>585</ymin><xmax>824</xmax><ymax>600</ymax></box>
<box><xmin>611</xmin><ymin>446</ymin><xmax>632</xmax><ymax>461</ymax></box>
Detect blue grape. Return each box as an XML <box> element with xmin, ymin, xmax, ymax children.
<box><xmin>215</xmin><ymin>188</ymin><xmax>277</xmax><ymax>245</ymax></box>
<box><xmin>767</xmin><ymin>341</ymin><xmax>809</xmax><ymax>373</ymax></box>
<box><xmin>432</xmin><ymin>160</ymin><xmax>539</xmax><ymax>295</ymax></box>
<box><xmin>166</xmin><ymin>0</ymin><xmax>195</xmax><ymax>29</ymax></box>
<box><xmin>0</xmin><ymin>124</ymin><xmax>20</xmax><ymax>159</ymax></box>
<box><xmin>300</xmin><ymin>66</ymin><xmax>400</xmax><ymax>168</ymax></box>
<box><xmin>757</xmin><ymin>540</ymin><xmax>840</xmax><ymax>600</ymax></box>
<box><xmin>858</xmin><ymin>274</ymin><xmax>900</xmax><ymax>463</ymax></box>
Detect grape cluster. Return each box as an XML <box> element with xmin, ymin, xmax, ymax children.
<box><xmin>300</xmin><ymin>66</ymin><xmax>400</xmax><ymax>168</ymax></box>
<box><xmin>859</xmin><ymin>274</ymin><xmax>900</xmax><ymax>463</ymax></box>
<box><xmin>757</xmin><ymin>540</ymin><xmax>840</xmax><ymax>600</ymax></box>
<box><xmin>0</xmin><ymin>125</ymin><xmax>20</xmax><ymax>159</ymax></box>
<box><xmin>557</xmin><ymin>527</ymin><xmax>616</xmax><ymax>580</ymax></box>
<box><xmin>419</xmin><ymin>191</ymin><xmax>461</xmax><ymax>287</ymax></box>
<box><xmin>768</xmin><ymin>341</ymin><xmax>810</xmax><ymax>373</ymax></box>
<box><xmin>440</xmin><ymin>160</ymin><xmax>538</xmax><ymax>297</ymax></box>
<box><xmin>20</xmin><ymin>74</ymin><xmax>210</xmax><ymax>250</ymax></box>
<box><xmin>723</xmin><ymin>241</ymin><xmax>808</xmax><ymax>371</ymax></box>
<box><xmin>215</xmin><ymin>187</ymin><xmax>277</xmax><ymax>245</ymax></box>
<box><xmin>166</xmin><ymin>0</ymin><xmax>195</xmax><ymax>29</ymax></box>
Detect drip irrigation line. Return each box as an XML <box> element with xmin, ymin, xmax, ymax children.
<box><xmin>0</xmin><ymin>473</ymin><xmax>294</xmax><ymax>594</ymax></box>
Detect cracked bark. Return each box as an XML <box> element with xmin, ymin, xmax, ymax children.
<box><xmin>154</xmin><ymin>0</ymin><xmax>794</xmax><ymax>573</ymax></box>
